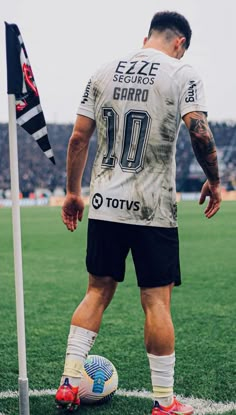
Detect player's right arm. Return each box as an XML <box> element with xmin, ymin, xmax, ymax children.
<box><xmin>62</xmin><ymin>115</ymin><xmax>95</xmax><ymax>231</ymax></box>
<box><xmin>183</xmin><ymin>111</ymin><xmax>221</xmax><ymax>218</ymax></box>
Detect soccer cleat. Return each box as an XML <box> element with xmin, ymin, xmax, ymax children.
<box><xmin>55</xmin><ymin>378</ymin><xmax>80</xmax><ymax>412</ymax></box>
<box><xmin>152</xmin><ymin>397</ymin><xmax>194</xmax><ymax>415</ymax></box>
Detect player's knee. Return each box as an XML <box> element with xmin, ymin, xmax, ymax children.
<box><xmin>87</xmin><ymin>275</ymin><xmax>117</xmax><ymax>309</ymax></box>
<box><xmin>140</xmin><ymin>287</ymin><xmax>171</xmax><ymax>313</ymax></box>
<box><xmin>87</xmin><ymin>287</ymin><xmax>114</xmax><ymax>310</ymax></box>
<box><xmin>140</xmin><ymin>289</ymin><xmax>156</xmax><ymax>312</ymax></box>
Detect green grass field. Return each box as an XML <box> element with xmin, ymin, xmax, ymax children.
<box><xmin>0</xmin><ymin>202</ymin><xmax>235</xmax><ymax>415</ymax></box>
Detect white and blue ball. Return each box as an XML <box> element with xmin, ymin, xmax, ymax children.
<box><xmin>79</xmin><ymin>355</ymin><xmax>118</xmax><ymax>404</ymax></box>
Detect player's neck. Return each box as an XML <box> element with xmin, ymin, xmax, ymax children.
<box><xmin>143</xmin><ymin>39</ymin><xmax>176</xmax><ymax>59</ymax></box>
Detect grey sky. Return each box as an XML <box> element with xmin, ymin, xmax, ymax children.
<box><xmin>0</xmin><ymin>0</ymin><xmax>235</xmax><ymax>123</ymax></box>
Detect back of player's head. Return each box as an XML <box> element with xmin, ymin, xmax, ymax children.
<box><xmin>148</xmin><ymin>11</ymin><xmax>192</xmax><ymax>49</ymax></box>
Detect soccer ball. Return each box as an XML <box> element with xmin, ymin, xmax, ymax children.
<box><xmin>79</xmin><ymin>355</ymin><xmax>118</xmax><ymax>404</ymax></box>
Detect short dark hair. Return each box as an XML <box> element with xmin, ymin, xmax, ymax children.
<box><xmin>148</xmin><ymin>11</ymin><xmax>192</xmax><ymax>49</ymax></box>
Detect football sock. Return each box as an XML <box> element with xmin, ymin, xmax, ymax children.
<box><xmin>61</xmin><ymin>325</ymin><xmax>97</xmax><ymax>387</ymax></box>
<box><xmin>147</xmin><ymin>352</ymin><xmax>175</xmax><ymax>407</ymax></box>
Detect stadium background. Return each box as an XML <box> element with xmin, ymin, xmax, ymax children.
<box><xmin>0</xmin><ymin>121</ymin><xmax>236</xmax><ymax>204</ymax></box>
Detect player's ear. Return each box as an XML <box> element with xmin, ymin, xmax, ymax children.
<box><xmin>143</xmin><ymin>36</ymin><xmax>148</xmax><ymax>46</ymax></box>
<box><xmin>179</xmin><ymin>36</ymin><xmax>186</xmax><ymax>48</ymax></box>
<box><xmin>174</xmin><ymin>36</ymin><xmax>186</xmax><ymax>58</ymax></box>
<box><xmin>175</xmin><ymin>36</ymin><xmax>186</xmax><ymax>49</ymax></box>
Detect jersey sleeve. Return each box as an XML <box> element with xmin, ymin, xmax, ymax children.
<box><xmin>179</xmin><ymin>65</ymin><xmax>208</xmax><ymax>117</ymax></box>
<box><xmin>77</xmin><ymin>78</ymin><xmax>95</xmax><ymax>120</ymax></box>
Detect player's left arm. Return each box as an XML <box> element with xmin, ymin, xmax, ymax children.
<box><xmin>62</xmin><ymin>115</ymin><xmax>96</xmax><ymax>231</ymax></box>
<box><xmin>183</xmin><ymin>111</ymin><xmax>222</xmax><ymax>218</ymax></box>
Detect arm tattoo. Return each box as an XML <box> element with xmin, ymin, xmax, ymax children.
<box><xmin>188</xmin><ymin>112</ymin><xmax>220</xmax><ymax>183</ymax></box>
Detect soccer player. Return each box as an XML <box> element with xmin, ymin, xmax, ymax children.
<box><xmin>55</xmin><ymin>11</ymin><xmax>221</xmax><ymax>414</ymax></box>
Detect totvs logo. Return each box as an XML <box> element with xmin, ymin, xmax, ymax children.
<box><xmin>92</xmin><ymin>193</ymin><xmax>103</xmax><ymax>209</ymax></box>
<box><xmin>92</xmin><ymin>193</ymin><xmax>140</xmax><ymax>211</ymax></box>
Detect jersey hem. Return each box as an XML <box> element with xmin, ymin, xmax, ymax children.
<box><xmin>88</xmin><ymin>213</ymin><xmax>178</xmax><ymax>228</ymax></box>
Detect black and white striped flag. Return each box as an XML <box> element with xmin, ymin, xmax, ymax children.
<box><xmin>5</xmin><ymin>22</ymin><xmax>55</xmax><ymax>164</ymax></box>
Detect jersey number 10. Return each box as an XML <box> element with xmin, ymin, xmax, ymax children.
<box><xmin>102</xmin><ymin>107</ymin><xmax>151</xmax><ymax>173</ymax></box>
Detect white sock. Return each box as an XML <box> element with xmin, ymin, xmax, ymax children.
<box><xmin>61</xmin><ymin>325</ymin><xmax>97</xmax><ymax>387</ymax></box>
<box><xmin>148</xmin><ymin>352</ymin><xmax>175</xmax><ymax>407</ymax></box>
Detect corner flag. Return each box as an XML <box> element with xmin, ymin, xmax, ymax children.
<box><xmin>5</xmin><ymin>22</ymin><xmax>55</xmax><ymax>164</ymax></box>
<box><xmin>5</xmin><ymin>22</ymin><xmax>56</xmax><ymax>415</ymax></box>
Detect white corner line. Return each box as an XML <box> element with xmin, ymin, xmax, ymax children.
<box><xmin>0</xmin><ymin>388</ymin><xmax>235</xmax><ymax>415</ymax></box>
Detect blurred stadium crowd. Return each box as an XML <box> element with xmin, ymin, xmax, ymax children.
<box><xmin>0</xmin><ymin>122</ymin><xmax>235</xmax><ymax>198</ymax></box>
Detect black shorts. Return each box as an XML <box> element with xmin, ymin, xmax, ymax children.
<box><xmin>86</xmin><ymin>219</ymin><xmax>181</xmax><ymax>288</ymax></box>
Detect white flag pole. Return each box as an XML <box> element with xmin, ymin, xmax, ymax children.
<box><xmin>8</xmin><ymin>94</ymin><xmax>30</xmax><ymax>415</ymax></box>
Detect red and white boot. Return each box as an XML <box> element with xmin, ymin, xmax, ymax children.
<box><xmin>55</xmin><ymin>378</ymin><xmax>80</xmax><ymax>412</ymax></box>
<box><xmin>152</xmin><ymin>397</ymin><xmax>194</xmax><ymax>415</ymax></box>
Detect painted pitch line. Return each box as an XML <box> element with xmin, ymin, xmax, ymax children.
<box><xmin>0</xmin><ymin>388</ymin><xmax>235</xmax><ymax>415</ymax></box>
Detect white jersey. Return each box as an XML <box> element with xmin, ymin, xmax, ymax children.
<box><xmin>77</xmin><ymin>48</ymin><xmax>207</xmax><ymax>227</ymax></box>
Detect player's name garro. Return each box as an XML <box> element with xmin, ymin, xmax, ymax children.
<box><xmin>113</xmin><ymin>87</ymin><xmax>149</xmax><ymax>102</ymax></box>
